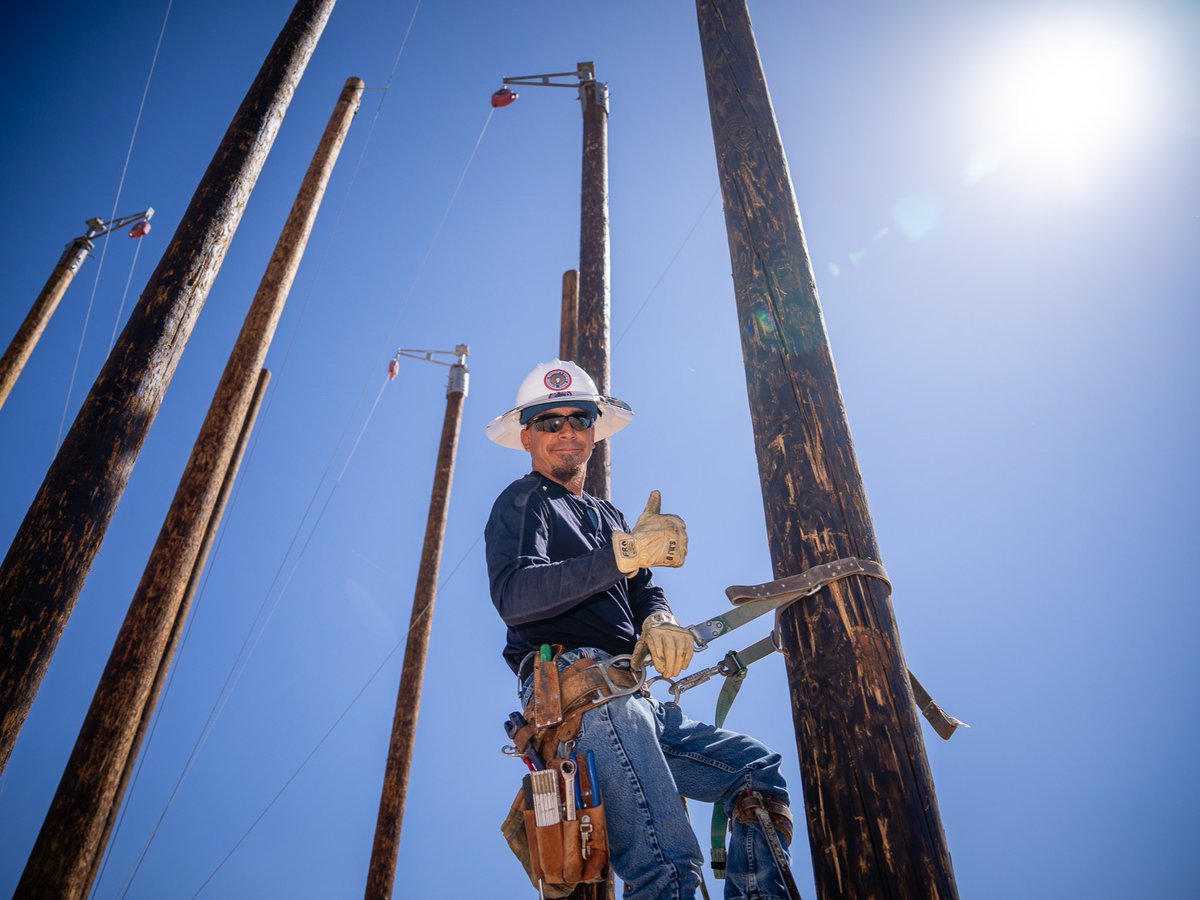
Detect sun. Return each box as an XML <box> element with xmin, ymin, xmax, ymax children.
<box><xmin>969</xmin><ymin>13</ymin><xmax>1156</xmax><ymax>186</ymax></box>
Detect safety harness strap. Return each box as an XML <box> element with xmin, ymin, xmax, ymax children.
<box><xmin>689</xmin><ymin>558</ymin><xmax>891</xmax><ymax>649</ymax></box>
<box><xmin>703</xmin><ymin>557</ymin><xmax>967</xmax><ymax>885</ymax></box>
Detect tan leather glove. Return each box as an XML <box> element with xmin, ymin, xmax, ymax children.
<box><xmin>633</xmin><ymin>611</ymin><xmax>695</xmax><ymax>679</ymax></box>
<box><xmin>612</xmin><ymin>490</ymin><xmax>687</xmax><ymax>576</ymax></box>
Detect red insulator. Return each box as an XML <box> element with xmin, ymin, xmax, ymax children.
<box><xmin>128</xmin><ymin>220</ymin><xmax>151</xmax><ymax>238</ymax></box>
<box><xmin>387</xmin><ymin>359</ymin><xmax>400</xmax><ymax>380</ymax></box>
<box><xmin>491</xmin><ymin>88</ymin><xmax>518</xmax><ymax>108</ymax></box>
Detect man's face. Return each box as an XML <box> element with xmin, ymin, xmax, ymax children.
<box><xmin>520</xmin><ymin>405</ymin><xmax>595</xmax><ymax>484</ymax></box>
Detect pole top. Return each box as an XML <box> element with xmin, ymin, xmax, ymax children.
<box><xmin>80</xmin><ymin>207</ymin><xmax>155</xmax><ymax>241</ymax></box>
<box><xmin>500</xmin><ymin>63</ymin><xmax>606</xmax><ymax>109</ymax></box>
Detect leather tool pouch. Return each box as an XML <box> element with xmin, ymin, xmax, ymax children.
<box><xmin>515</xmin><ymin>759</ymin><xmax>609</xmax><ymax>890</ymax></box>
<box><xmin>501</xmin><ymin>653</ymin><xmax>628</xmax><ymax>893</ymax></box>
<box><xmin>532</xmin><ymin>651</ymin><xmax>564</xmax><ymax>729</ymax></box>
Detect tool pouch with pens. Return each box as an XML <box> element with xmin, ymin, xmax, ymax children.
<box><xmin>521</xmin><ymin>754</ymin><xmax>609</xmax><ymax>886</ymax></box>
<box><xmin>502</xmin><ymin>648</ymin><xmax>625</xmax><ymax>893</ymax></box>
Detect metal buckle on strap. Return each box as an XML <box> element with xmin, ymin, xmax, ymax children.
<box><xmin>591</xmin><ymin>654</ymin><xmax>648</xmax><ymax>698</ymax></box>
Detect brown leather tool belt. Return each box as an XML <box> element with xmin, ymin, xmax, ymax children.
<box><xmin>511</xmin><ymin>654</ymin><xmax>639</xmax><ymax>762</ymax></box>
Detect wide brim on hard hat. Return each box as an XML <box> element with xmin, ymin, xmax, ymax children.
<box><xmin>485</xmin><ymin>394</ymin><xmax>634</xmax><ymax>449</ymax></box>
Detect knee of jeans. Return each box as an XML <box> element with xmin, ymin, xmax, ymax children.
<box><xmin>745</xmin><ymin>750</ymin><xmax>788</xmax><ymax>800</ymax></box>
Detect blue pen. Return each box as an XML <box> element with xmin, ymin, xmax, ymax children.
<box><xmin>583</xmin><ymin>749</ymin><xmax>601</xmax><ymax>805</ymax></box>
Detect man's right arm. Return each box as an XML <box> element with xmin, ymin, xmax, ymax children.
<box><xmin>486</xmin><ymin>487</ymin><xmax>625</xmax><ymax>626</ymax></box>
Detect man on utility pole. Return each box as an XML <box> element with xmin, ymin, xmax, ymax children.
<box><xmin>485</xmin><ymin>360</ymin><xmax>799</xmax><ymax>899</ymax></box>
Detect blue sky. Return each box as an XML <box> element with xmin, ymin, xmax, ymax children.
<box><xmin>1</xmin><ymin>1</ymin><xmax>1197</xmax><ymax>897</ymax></box>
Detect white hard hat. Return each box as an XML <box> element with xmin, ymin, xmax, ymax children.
<box><xmin>485</xmin><ymin>359</ymin><xmax>634</xmax><ymax>450</ymax></box>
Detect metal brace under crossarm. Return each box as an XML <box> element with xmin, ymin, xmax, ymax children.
<box><xmin>394</xmin><ymin>345</ymin><xmax>468</xmax><ymax>367</ymax></box>
<box><xmin>56</xmin><ymin>207</ymin><xmax>155</xmax><ymax>270</ymax></box>
<box><xmin>392</xmin><ymin>345</ymin><xmax>469</xmax><ymax>396</ymax></box>
<box><xmin>502</xmin><ymin>61</ymin><xmax>606</xmax><ymax>108</ymax></box>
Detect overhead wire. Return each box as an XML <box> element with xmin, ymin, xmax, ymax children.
<box><xmin>56</xmin><ymin>0</ymin><xmax>173</xmax><ymax>450</ymax></box>
<box><xmin>112</xmin><ymin>373</ymin><xmax>393</xmax><ymax>900</ymax></box>
<box><xmin>614</xmin><ymin>186</ymin><xmax>720</xmax><ymax>349</ymax></box>
<box><xmin>102</xmin><ymin>1</ymin><xmax>472</xmax><ymax>888</ymax></box>
<box><xmin>89</xmin><ymin>397</ymin><xmax>259</xmax><ymax>900</ymax></box>
<box><xmin>179</xmin><ymin>181</ymin><xmax>720</xmax><ymax>888</ymax></box>
<box><xmin>93</xmin><ymin>2</ymin><xmax>703</xmax><ymax>888</ymax></box>
<box><xmin>107</xmin><ymin>237</ymin><xmax>147</xmax><ymax>354</ymax></box>
<box><xmin>374</xmin><ymin>105</ymin><xmax>496</xmax><ymax>353</ymax></box>
<box><xmin>148</xmin><ymin>93</ymin><xmax>499</xmax><ymax>862</ymax></box>
<box><xmin>188</xmin><ymin>530</ymin><xmax>484</xmax><ymax>897</ymax></box>
<box><xmin>256</xmin><ymin>0</ymin><xmax>422</xmax><ymax>428</ymax></box>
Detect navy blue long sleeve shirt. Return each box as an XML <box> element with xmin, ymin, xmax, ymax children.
<box><xmin>486</xmin><ymin>471</ymin><xmax>672</xmax><ymax>674</ymax></box>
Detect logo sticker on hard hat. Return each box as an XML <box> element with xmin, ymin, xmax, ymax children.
<box><xmin>544</xmin><ymin>369</ymin><xmax>572</xmax><ymax>391</ymax></box>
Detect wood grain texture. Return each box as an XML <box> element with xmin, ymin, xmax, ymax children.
<box><xmin>560</xmin><ymin>268</ymin><xmax>579</xmax><ymax>361</ymax></box>
<box><xmin>577</xmin><ymin>77</ymin><xmax>612</xmax><ymax>501</ymax></box>
<box><xmin>365</xmin><ymin>369</ymin><xmax>466</xmax><ymax>900</ymax></box>
<box><xmin>695</xmin><ymin>1</ymin><xmax>958</xmax><ymax>897</ymax></box>
<box><xmin>0</xmin><ymin>237</ymin><xmax>92</xmax><ymax>408</ymax></box>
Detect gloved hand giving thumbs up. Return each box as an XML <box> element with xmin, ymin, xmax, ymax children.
<box><xmin>612</xmin><ymin>490</ymin><xmax>687</xmax><ymax>575</ymax></box>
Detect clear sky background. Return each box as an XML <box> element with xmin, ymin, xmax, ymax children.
<box><xmin>0</xmin><ymin>1</ymin><xmax>1196</xmax><ymax>897</ymax></box>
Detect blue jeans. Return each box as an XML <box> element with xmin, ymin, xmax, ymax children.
<box><xmin>520</xmin><ymin>647</ymin><xmax>794</xmax><ymax>900</ymax></box>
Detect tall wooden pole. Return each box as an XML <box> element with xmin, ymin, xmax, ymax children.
<box><xmin>0</xmin><ymin>235</ymin><xmax>92</xmax><ymax>409</ymax></box>
<box><xmin>365</xmin><ymin>349</ymin><xmax>468</xmax><ymax>900</ymax></box>
<box><xmin>81</xmin><ymin>368</ymin><xmax>271</xmax><ymax>897</ymax></box>
<box><xmin>14</xmin><ymin>73</ymin><xmax>360</xmax><ymax>898</ymax></box>
<box><xmin>0</xmin><ymin>0</ymin><xmax>336</xmax><ymax>775</ymax></box>
<box><xmin>20</xmin><ymin>372</ymin><xmax>270</xmax><ymax>900</ymax></box>
<box><xmin>560</xmin><ymin>268</ymin><xmax>579</xmax><ymax>360</ymax></box>
<box><xmin>576</xmin><ymin>62</ymin><xmax>612</xmax><ymax>501</ymax></box>
<box><xmin>695</xmin><ymin>2</ymin><xmax>959</xmax><ymax>897</ymax></box>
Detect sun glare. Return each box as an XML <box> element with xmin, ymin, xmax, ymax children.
<box><xmin>971</xmin><ymin>14</ymin><xmax>1156</xmax><ymax>186</ymax></box>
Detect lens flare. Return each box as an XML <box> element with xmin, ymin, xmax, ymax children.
<box><xmin>892</xmin><ymin>193</ymin><xmax>942</xmax><ymax>240</ymax></box>
<box><xmin>972</xmin><ymin>12</ymin><xmax>1156</xmax><ymax>185</ymax></box>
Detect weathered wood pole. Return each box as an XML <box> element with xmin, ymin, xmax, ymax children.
<box><xmin>576</xmin><ymin>62</ymin><xmax>612</xmax><ymax>501</ymax></box>
<box><xmin>13</xmin><ymin>72</ymin><xmax>360</xmax><ymax>897</ymax></box>
<box><xmin>364</xmin><ymin>349</ymin><xmax>468</xmax><ymax>900</ymax></box>
<box><xmin>0</xmin><ymin>0</ymin><xmax>336</xmax><ymax>775</ymax></box>
<box><xmin>695</xmin><ymin>2</ymin><xmax>959</xmax><ymax>897</ymax></box>
<box><xmin>560</xmin><ymin>268</ymin><xmax>579</xmax><ymax>360</ymax></box>
<box><xmin>0</xmin><ymin>234</ymin><xmax>93</xmax><ymax>409</ymax></box>
<box><xmin>81</xmin><ymin>367</ymin><xmax>270</xmax><ymax>896</ymax></box>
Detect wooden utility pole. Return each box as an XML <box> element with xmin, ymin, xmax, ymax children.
<box><xmin>499</xmin><ymin>64</ymin><xmax>612</xmax><ymax>498</ymax></box>
<box><xmin>576</xmin><ymin>62</ymin><xmax>612</xmax><ymax>501</ymax></box>
<box><xmin>365</xmin><ymin>347</ymin><xmax>468</xmax><ymax>900</ymax></box>
<box><xmin>81</xmin><ymin>368</ymin><xmax>271</xmax><ymax>897</ymax></box>
<box><xmin>0</xmin><ymin>0</ymin><xmax>335</xmax><ymax>775</ymax></box>
<box><xmin>560</xmin><ymin>268</ymin><xmax>579</xmax><ymax>360</ymax></box>
<box><xmin>17</xmin><ymin>74</ymin><xmax>358</xmax><ymax>900</ymax></box>
<box><xmin>695</xmin><ymin>2</ymin><xmax>959</xmax><ymax>898</ymax></box>
<box><xmin>0</xmin><ymin>209</ymin><xmax>153</xmax><ymax>410</ymax></box>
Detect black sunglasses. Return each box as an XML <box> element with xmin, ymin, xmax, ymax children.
<box><xmin>527</xmin><ymin>412</ymin><xmax>596</xmax><ymax>433</ymax></box>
